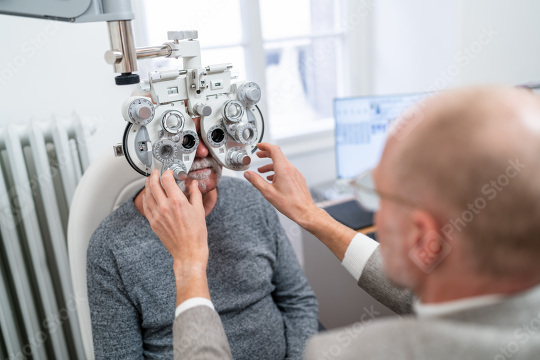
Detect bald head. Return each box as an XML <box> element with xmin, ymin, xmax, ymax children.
<box><xmin>379</xmin><ymin>86</ymin><xmax>540</xmax><ymax>277</ymax></box>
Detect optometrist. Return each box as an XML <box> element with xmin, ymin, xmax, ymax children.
<box><xmin>143</xmin><ymin>86</ymin><xmax>540</xmax><ymax>360</ymax></box>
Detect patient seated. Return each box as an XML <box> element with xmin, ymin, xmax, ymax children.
<box><xmin>87</xmin><ymin>176</ymin><xmax>319</xmax><ymax>360</ymax></box>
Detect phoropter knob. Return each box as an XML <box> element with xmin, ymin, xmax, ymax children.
<box><xmin>163</xmin><ymin>161</ymin><xmax>188</xmax><ymax>181</ymax></box>
<box><xmin>122</xmin><ymin>97</ymin><xmax>155</xmax><ymax>125</ymax></box>
<box><xmin>237</xmin><ymin>82</ymin><xmax>262</xmax><ymax>106</ymax></box>
<box><xmin>246</xmin><ymin>88</ymin><xmax>261</xmax><ymax>102</ymax></box>
<box><xmin>228</xmin><ymin>149</ymin><xmax>251</xmax><ymax>166</ymax></box>
<box><xmin>171</xmin><ymin>164</ymin><xmax>188</xmax><ymax>180</ymax></box>
<box><xmin>195</xmin><ymin>103</ymin><xmax>212</xmax><ymax>117</ymax></box>
<box><xmin>137</xmin><ymin>105</ymin><xmax>152</xmax><ymax>120</ymax></box>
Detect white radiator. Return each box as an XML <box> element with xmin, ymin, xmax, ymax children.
<box><xmin>0</xmin><ymin>116</ymin><xmax>92</xmax><ymax>360</ymax></box>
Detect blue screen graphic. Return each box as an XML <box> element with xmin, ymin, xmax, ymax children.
<box><xmin>334</xmin><ymin>93</ymin><xmax>429</xmax><ymax>179</ymax></box>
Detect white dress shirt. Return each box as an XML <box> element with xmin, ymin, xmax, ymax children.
<box><xmin>341</xmin><ymin>233</ymin><xmax>379</xmax><ymax>281</ymax></box>
<box><xmin>175</xmin><ymin>297</ymin><xmax>215</xmax><ymax>318</ymax></box>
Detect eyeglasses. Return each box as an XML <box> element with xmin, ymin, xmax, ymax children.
<box><xmin>349</xmin><ymin>170</ymin><xmax>418</xmax><ymax>212</ymax></box>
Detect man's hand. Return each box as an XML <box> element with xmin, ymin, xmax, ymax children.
<box><xmin>244</xmin><ymin>143</ymin><xmax>358</xmax><ymax>261</ymax></box>
<box><xmin>244</xmin><ymin>143</ymin><xmax>321</xmax><ymax>229</ymax></box>
<box><xmin>143</xmin><ymin>169</ymin><xmax>210</xmax><ymax>304</ymax></box>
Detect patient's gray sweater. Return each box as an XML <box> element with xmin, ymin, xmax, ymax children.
<box><xmin>87</xmin><ymin>177</ymin><xmax>318</xmax><ymax>360</ymax></box>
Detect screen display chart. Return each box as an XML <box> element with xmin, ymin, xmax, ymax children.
<box><xmin>334</xmin><ymin>93</ymin><xmax>428</xmax><ymax>179</ymax></box>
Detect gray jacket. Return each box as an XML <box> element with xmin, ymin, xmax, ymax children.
<box><xmin>173</xmin><ymin>250</ymin><xmax>540</xmax><ymax>359</ymax></box>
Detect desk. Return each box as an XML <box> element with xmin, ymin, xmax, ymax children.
<box><xmin>319</xmin><ymin>197</ymin><xmax>374</xmax><ymax>232</ymax></box>
<box><xmin>358</xmin><ymin>225</ymin><xmax>376</xmax><ymax>235</ymax></box>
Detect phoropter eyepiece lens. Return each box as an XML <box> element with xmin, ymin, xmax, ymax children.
<box><xmin>211</xmin><ymin>128</ymin><xmax>225</xmax><ymax>143</ymax></box>
<box><xmin>182</xmin><ymin>134</ymin><xmax>197</xmax><ymax>149</ymax></box>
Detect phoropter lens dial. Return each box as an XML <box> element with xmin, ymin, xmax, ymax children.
<box><xmin>223</xmin><ymin>100</ymin><xmax>244</xmax><ymax>122</ymax></box>
<box><xmin>153</xmin><ymin>139</ymin><xmax>178</xmax><ymax>163</ymax></box>
<box><xmin>162</xmin><ymin>110</ymin><xmax>185</xmax><ymax>134</ymax></box>
<box><xmin>234</xmin><ymin>123</ymin><xmax>258</xmax><ymax>145</ymax></box>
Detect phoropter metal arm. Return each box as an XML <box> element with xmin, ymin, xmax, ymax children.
<box><xmin>0</xmin><ymin>0</ymin><xmax>199</xmax><ymax>86</ymax></box>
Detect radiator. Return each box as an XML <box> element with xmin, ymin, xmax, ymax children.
<box><xmin>0</xmin><ymin>116</ymin><xmax>92</xmax><ymax>360</ymax></box>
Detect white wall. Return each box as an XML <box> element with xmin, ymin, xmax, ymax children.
<box><xmin>372</xmin><ymin>0</ymin><xmax>460</xmax><ymax>94</ymax></box>
<box><xmin>458</xmin><ymin>0</ymin><xmax>540</xmax><ymax>86</ymax></box>
<box><xmin>371</xmin><ymin>0</ymin><xmax>540</xmax><ymax>94</ymax></box>
<box><xmin>0</xmin><ymin>15</ymin><xmax>134</xmax><ymax>161</ymax></box>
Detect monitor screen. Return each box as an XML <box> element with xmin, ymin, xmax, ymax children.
<box><xmin>334</xmin><ymin>93</ymin><xmax>429</xmax><ymax>179</ymax></box>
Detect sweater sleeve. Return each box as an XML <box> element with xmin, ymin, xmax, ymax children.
<box><xmin>87</xmin><ymin>234</ymin><xmax>144</xmax><ymax>359</ymax></box>
<box><xmin>267</xmin><ymin>209</ymin><xmax>319</xmax><ymax>360</ymax></box>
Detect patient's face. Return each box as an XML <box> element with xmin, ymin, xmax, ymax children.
<box><xmin>179</xmin><ymin>117</ymin><xmax>222</xmax><ymax>195</ymax></box>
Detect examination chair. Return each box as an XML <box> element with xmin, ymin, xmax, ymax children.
<box><xmin>67</xmin><ymin>150</ymin><xmax>145</xmax><ymax>359</ymax></box>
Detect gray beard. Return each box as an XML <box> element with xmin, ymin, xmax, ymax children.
<box><xmin>177</xmin><ymin>157</ymin><xmax>223</xmax><ymax>194</ymax></box>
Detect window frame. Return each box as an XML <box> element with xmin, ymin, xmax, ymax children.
<box><xmin>134</xmin><ymin>0</ymin><xmax>355</xmax><ymax>142</ymax></box>
<box><xmin>240</xmin><ymin>0</ymin><xmax>350</xmax><ymax>141</ymax></box>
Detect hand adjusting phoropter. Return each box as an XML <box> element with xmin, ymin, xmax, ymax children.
<box><xmin>117</xmin><ymin>30</ymin><xmax>264</xmax><ymax>184</ymax></box>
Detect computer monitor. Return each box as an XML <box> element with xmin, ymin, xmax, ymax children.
<box><xmin>334</xmin><ymin>93</ymin><xmax>429</xmax><ymax>179</ymax></box>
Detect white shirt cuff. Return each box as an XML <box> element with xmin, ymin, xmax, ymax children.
<box><xmin>341</xmin><ymin>233</ymin><xmax>379</xmax><ymax>281</ymax></box>
<box><xmin>175</xmin><ymin>297</ymin><xmax>215</xmax><ymax>318</ymax></box>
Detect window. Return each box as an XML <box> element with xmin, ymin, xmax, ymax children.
<box><xmin>133</xmin><ymin>0</ymin><xmax>247</xmax><ymax>79</ymax></box>
<box><xmin>259</xmin><ymin>0</ymin><xmax>347</xmax><ymax>137</ymax></box>
<box><xmin>134</xmin><ymin>0</ymin><xmax>350</xmax><ymax>139</ymax></box>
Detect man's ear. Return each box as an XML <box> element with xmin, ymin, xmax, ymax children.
<box><xmin>407</xmin><ymin>210</ymin><xmax>452</xmax><ymax>274</ymax></box>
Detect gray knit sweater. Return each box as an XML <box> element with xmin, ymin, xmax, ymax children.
<box><xmin>87</xmin><ymin>177</ymin><xmax>318</xmax><ymax>360</ymax></box>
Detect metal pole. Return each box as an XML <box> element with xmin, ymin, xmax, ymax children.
<box><xmin>105</xmin><ymin>45</ymin><xmax>173</xmax><ymax>64</ymax></box>
<box><xmin>107</xmin><ymin>20</ymin><xmax>138</xmax><ymax>73</ymax></box>
<box><xmin>136</xmin><ymin>45</ymin><xmax>172</xmax><ymax>60</ymax></box>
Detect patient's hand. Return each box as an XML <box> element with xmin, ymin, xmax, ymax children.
<box><xmin>244</xmin><ymin>143</ymin><xmax>320</xmax><ymax>229</ymax></box>
<box><xmin>143</xmin><ymin>170</ymin><xmax>210</xmax><ymax>304</ymax></box>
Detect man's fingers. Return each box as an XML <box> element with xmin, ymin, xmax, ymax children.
<box><xmin>257</xmin><ymin>163</ymin><xmax>274</xmax><ymax>173</ymax></box>
<box><xmin>188</xmin><ymin>180</ymin><xmax>203</xmax><ymax>208</ymax></box>
<box><xmin>256</xmin><ymin>143</ymin><xmax>287</xmax><ymax>163</ymax></box>
<box><xmin>161</xmin><ymin>170</ymin><xmax>184</xmax><ymax>200</ymax></box>
<box><xmin>144</xmin><ymin>177</ymin><xmax>155</xmax><ymax>210</ymax></box>
<box><xmin>148</xmin><ymin>169</ymin><xmax>167</xmax><ymax>204</ymax></box>
<box><xmin>144</xmin><ymin>187</ymin><xmax>158</xmax><ymax>210</ymax></box>
<box><xmin>244</xmin><ymin>171</ymin><xmax>271</xmax><ymax>194</ymax></box>
<box><xmin>256</xmin><ymin>150</ymin><xmax>270</xmax><ymax>159</ymax></box>
<box><xmin>142</xmin><ymin>194</ymin><xmax>153</xmax><ymax>219</ymax></box>
<box><xmin>256</xmin><ymin>143</ymin><xmax>274</xmax><ymax>152</ymax></box>
<box><xmin>145</xmin><ymin>176</ymin><xmax>151</xmax><ymax>196</ymax></box>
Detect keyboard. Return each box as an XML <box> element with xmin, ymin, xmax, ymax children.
<box><xmin>324</xmin><ymin>199</ymin><xmax>374</xmax><ymax>231</ymax></box>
